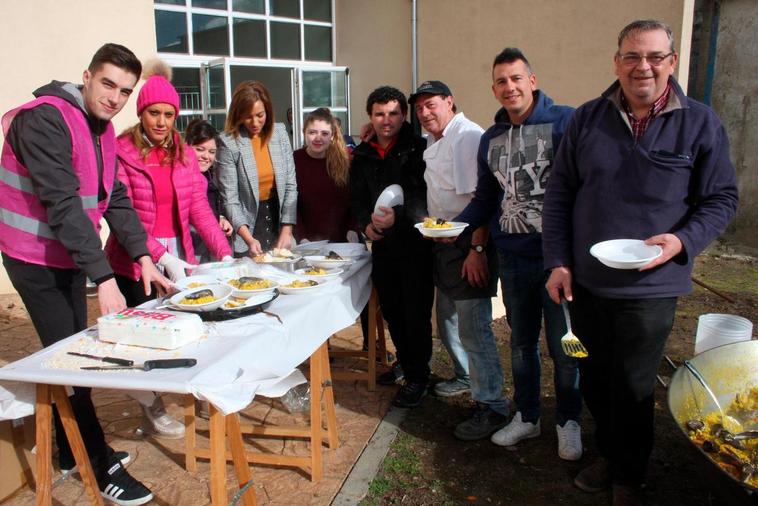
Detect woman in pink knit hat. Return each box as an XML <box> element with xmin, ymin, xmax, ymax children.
<box><xmin>104</xmin><ymin>59</ymin><xmax>232</xmax><ymax>438</ymax></box>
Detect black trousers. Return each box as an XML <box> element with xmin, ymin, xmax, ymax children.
<box><xmin>371</xmin><ymin>254</ymin><xmax>434</xmax><ymax>384</ymax></box>
<box><xmin>115</xmin><ymin>274</ymin><xmax>155</xmax><ymax>307</ymax></box>
<box><xmin>570</xmin><ymin>282</ymin><xmax>677</xmax><ymax>487</ymax></box>
<box><xmin>2</xmin><ymin>253</ymin><xmax>109</xmax><ymax>468</ymax></box>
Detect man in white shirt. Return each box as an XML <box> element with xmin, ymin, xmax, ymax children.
<box><xmin>411</xmin><ymin>81</ymin><xmax>508</xmax><ymax>440</ymax></box>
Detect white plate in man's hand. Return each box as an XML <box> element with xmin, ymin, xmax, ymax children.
<box><xmin>414</xmin><ymin>222</ymin><xmax>469</xmax><ymax>238</ymax></box>
<box><xmin>589</xmin><ymin>239</ymin><xmax>662</xmax><ymax>269</ymax></box>
<box><xmin>374</xmin><ymin>184</ymin><xmax>404</xmax><ymax>215</ymax></box>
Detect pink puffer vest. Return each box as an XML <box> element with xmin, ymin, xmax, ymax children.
<box><xmin>105</xmin><ymin>133</ymin><xmax>231</xmax><ymax>280</ymax></box>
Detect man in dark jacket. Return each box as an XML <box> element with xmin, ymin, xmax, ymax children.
<box><xmin>455</xmin><ymin>48</ymin><xmax>582</xmax><ymax>460</ymax></box>
<box><xmin>1</xmin><ymin>44</ymin><xmax>170</xmax><ymax>505</ymax></box>
<box><xmin>350</xmin><ymin>86</ymin><xmax>433</xmax><ymax>408</ymax></box>
<box><xmin>542</xmin><ymin>20</ymin><xmax>739</xmax><ymax>504</ymax></box>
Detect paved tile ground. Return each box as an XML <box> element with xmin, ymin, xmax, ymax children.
<box><xmin>0</xmin><ymin>294</ymin><xmax>396</xmax><ymax>505</ymax></box>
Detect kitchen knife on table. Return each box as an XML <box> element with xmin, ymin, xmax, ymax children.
<box><xmin>67</xmin><ymin>352</ymin><xmax>133</xmax><ymax>366</ymax></box>
<box><xmin>81</xmin><ymin>358</ymin><xmax>197</xmax><ymax>371</ymax></box>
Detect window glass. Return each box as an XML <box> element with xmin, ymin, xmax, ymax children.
<box><xmin>208</xmin><ymin>113</ymin><xmax>227</xmax><ymax>132</ymax></box>
<box><xmin>172</xmin><ymin>68</ymin><xmax>202</xmax><ymax>110</ymax></box>
<box><xmin>176</xmin><ymin>114</ymin><xmax>203</xmax><ymax>134</ymax></box>
<box><xmin>303</xmin><ymin>0</ymin><xmax>330</xmax><ymax>22</ymax></box>
<box><xmin>207</xmin><ymin>66</ymin><xmax>226</xmax><ymax>109</ymax></box>
<box><xmin>303</xmin><ymin>72</ymin><xmax>345</xmax><ymax>108</ymax></box>
<box><xmin>192</xmin><ymin>0</ymin><xmax>227</xmax><ymax>9</ymax></box>
<box><xmin>233</xmin><ymin>18</ymin><xmax>267</xmax><ymax>57</ymax></box>
<box><xmin>156</xmin><ymin>10</ymin><xmax>189</xmax><ymax>53</ymax></box>
<box><xmin>192</xmin><ymin>13</ymin><xmax>230</xmax><ymax>55</ymax></box>
<box><xmin>332</xmin><ymin>110</ymin><xmax>349</xmax><ymax>136</ymax></box>
<box><xmin>269</xmin><ymin>0</ymin><xmax>299</xmax><ymax>18</ymax></box>
<box><xmin>304</xmin><ymin>26</ymin><xmax>331</xmax><ymax>61</ymax></box>
<box><xmin>155</xmin><ymin>0</ymin><xmax>185</xmax><ymax>5</ymax></box>
<box><xmin>233</xmin><ymin>0</ymin><xmax>264</xmax><ymax>13</ymax></box>
<box><xmin>270</xmin><ymin>22</ymin><xmax>300</xmax><ymax>59</ymax></box>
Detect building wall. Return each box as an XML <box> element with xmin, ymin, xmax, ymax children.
<box><xmin>0</xmin><ymin>0</ymin><xmax>157</xmax><ymax>293</ymax></box>
<box><xmin>335</xmin><ymin>0</ymin><xmax>413</xmax><ymax>132</ymax></box>
<box><xmin>709</xmin><ymin>0</ymin><xmax>758</xmax><ymax>249</ymax></box>
<box><xmin>416</xmin><ymin>0</ymin><xmax>692</xmax><ymax>127</ymax></box>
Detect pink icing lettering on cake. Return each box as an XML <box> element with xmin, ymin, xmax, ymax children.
<box><xmin>97</xmin><ymin>308</ymin><xmax>205</xmax><ymax>350</ymax></box>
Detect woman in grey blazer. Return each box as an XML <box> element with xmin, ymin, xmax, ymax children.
<box><xmin>215</xmin><ymin>80</ymin><xmax>298</xmax><ymax>256</ymax></box>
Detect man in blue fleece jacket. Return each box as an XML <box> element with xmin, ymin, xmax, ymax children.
<box><xmin>542</xmin><ymin>20</ymin><xmax>738</xmax><ymax>504</ymax></box>
<box><xmin>455</xmin><ymin>47</ymin><xmax>583</xmax><ymax>461</ymax></box>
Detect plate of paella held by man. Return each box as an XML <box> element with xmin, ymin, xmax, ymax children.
<box><xmin>415</xmin><ymin>217</ymin><xmax>469</xmax><ymax>238</ymax></box>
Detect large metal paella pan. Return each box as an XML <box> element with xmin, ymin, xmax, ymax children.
<box><xmin>668</xmin><ymin>340</ymin><xmax>758</xmax><ymax>492</ymax></box>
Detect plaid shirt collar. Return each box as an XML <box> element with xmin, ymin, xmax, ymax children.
<box><xmin>620</xmin><ymin>83</ymin><xmax>671</xmax><ymax>140</ymax></box>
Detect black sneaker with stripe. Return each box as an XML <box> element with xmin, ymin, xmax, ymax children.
<box><xmin>60</xmin><ymin>450</ymin><xmax>130</xmax><ymax>474</ymax></box>
<box><xmin>97</xmin><ymin>458</ymin><xmax>153</xmax><ymax>506</ymax></box>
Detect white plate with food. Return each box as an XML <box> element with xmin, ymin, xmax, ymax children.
<box><xmin>324</xmin><ymin>243</ymin><xmax>367</xmax><ymax>258</ymax></box>
<box><xmin>169</xmin><ymin>283</ymin><xmax>232</xmax><ymax>312</ymax></box>
<box><xmin>415</xmin><ymin>218</ymin><xmax>469</xmax><ymax>238</ymax></box>
<box><xmin>279</xmin><ymin>279</ymin><xmax>326</xmax><ymax>295</ymax></box>
<box><xmin>294</xmin><ymin>267</ymin><xmax>343</xmax><ymax>281</ymax></box>
<box><xmin>191</xmin><ymin>259</ymin><xmax>249</xmax><ymax>279</ymax></box>
<box><xmin>374</xmin><ymin>184</ymin><xmax>404</xmax><ymax>215</ymax></box>
<box><xmin>173</xmin><ymin>274</ymin><xmax>223</xmax><ymax>291</ymax></box>
<box><xmin>253</xmin><ymin>248</ymin><xmax>302</xmax><ymax>264</ymax></box>
<box><xmin>590</xmin><ymin>239</ymin><xmax>662</xmax><ymax>269</ymax></box>
<box><xmin>303</xmin><ymin>254</ymin><xmax>354</xmax><ymax>269</ymax></box>
<box><xmin>226</xmin><ymin>276</ymin><xmax>279</xmax><ymax>299</ymax></box>
<box><xmin>222</xmin><ymin>290</ymin><xmax>278</xmax><ymax>310</ymax></box>
<box><xmin>292</xmin><ymin>240</ymin><xmax>329</xmax><ymax>253</ymax></box>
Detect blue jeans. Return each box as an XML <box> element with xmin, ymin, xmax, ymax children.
<box><xmin>498</xmin><ymin>251</ymin><xmax>581</xmax><ymax>425</ymax></box>
<box><xmin>435</xmin><ymin>289</ymin><xmax>470</xmax><ymax>382</ymax></box>
<box><xmin>437</xmin><ymin>289</ymin><xmax>509</xmax><ymax>415</ymax></box>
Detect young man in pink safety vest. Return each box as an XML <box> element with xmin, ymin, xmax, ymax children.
<box><xmin>0</xmin><ymin>44</ymin><xmax>170</xmax><ymax>506</ymax></box>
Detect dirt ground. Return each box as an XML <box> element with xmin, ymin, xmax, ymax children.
<box><xmin>361</xmin><ymin>252</ymin><xmax>758</xmax><ymax>506</ymax></box>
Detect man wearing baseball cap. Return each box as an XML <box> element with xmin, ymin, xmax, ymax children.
<box><xmin>411</xmin><ymin>81</ymin><xmax>508</xmax><ymax>440</ymax></box>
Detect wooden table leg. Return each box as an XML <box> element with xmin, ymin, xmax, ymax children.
<box><xmin>208</xmin><ymin>404</ymin><xmax>227</xmax><ymax>506</ymax></box>
<box><xmin>184</xmin><ymin>394</ymin><xmax>197</xmax><ymax>472</ymax></box>
<box><xmin>35</xmin><ymin>384</ymin><xmax>52</xmax><ymax>506</ymax></box>
<box><xmin>50</xmin><ymin>386</ymin><xmax>103</xmax><ymax>505</ymax></box>
<box><xmin>226</xmin><ymin>414</ymin><xmax>257</xmax><ymax>506</ymax></box>
<box><xmin>309</xmin><ymin>345</ymin><xmax>323</xmax><ymax>482</ymax></box>
<box><xmin>320</xmin><ymin>344</ymin><xmax>339</xmax><ymax>449</ymax></box>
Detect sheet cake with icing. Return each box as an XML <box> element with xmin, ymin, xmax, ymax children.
<box><xmin>97</xmin><ymin>308</ymin><xmax>205</xmax><ymax>350</ymax></box>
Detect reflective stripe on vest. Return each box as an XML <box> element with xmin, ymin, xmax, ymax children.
<box><xmin>0</xmin><ymin>165</ymin><xmax>100</xmax><ymax>210</ymax></box>
<box><xmin>0</xmin><ymin>208</ymin><xmax>56</xmax><ymax>240</ymax></box>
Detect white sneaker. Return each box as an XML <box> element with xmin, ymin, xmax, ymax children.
<box><xmin>141</xmin><ymin>397</ymin><xmax>185</xmax><ymax>439</ymax></box>
<box><xmin>556</xmin><ymin>420</ymin><xmax>583</xmax><ymax>461</ymax></box>
<box><xmin>491</xmin><ymin>411</ymin><xmax>540</xmax><ymax>446</ymax></box>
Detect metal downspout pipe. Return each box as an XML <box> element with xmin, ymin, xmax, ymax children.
<box><xmin>412</xmin><ymin>0</ymin><xmax>418</xmax><ymax>90</ymax></box>
<box><xmin>411</xmin><ymin>0</ymin><xmax>420</xmax><ymax>134</ymax></box>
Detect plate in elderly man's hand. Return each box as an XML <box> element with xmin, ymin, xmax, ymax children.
<box><xmin>590</xmin><ymin>239</ymin><xmax>662</xmax><ymax>269</ymax></box>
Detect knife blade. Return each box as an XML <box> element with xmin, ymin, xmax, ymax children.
<box><xmin>81</xmin><ymin>358</ymin><xmax>197</xmax><ymax>371</ymax></box>
<box><xmin>67</xmin><ymin>352</ymin><xmax>134</xmax><ymax>366</ymax></box>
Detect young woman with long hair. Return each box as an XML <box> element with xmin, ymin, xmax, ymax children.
<box><xmin>215</xmin><ymin>80</ymin><xmax>297</xmax><ymax>255</ymax></box>
<box><xmin>293</xmin><ymin>107</ymin><xmax>356</xmax><ymax>242</ymax></box>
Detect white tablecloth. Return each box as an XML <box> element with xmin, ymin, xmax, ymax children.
<box><xmin>0</xmin><ymin>254</ymin><xmax>371</xmax><ymax>418</ymax></box>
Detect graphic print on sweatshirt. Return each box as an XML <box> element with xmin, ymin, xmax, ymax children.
<box><xmin>487</xmin><ymin>123</ymin><xmax>554</xmax><ymax>234</ymax></box>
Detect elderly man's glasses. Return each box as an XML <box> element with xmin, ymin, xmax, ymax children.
<box><xmin>617</xmin><ymin>52</ymin><xmax>674</xmax><ymax>66</ymax></box>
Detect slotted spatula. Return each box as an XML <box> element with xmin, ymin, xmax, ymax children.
<box><xmin>560</xmin><ymin>299</ymin><xmax>588</xmax><ymax>358</ymax></box>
